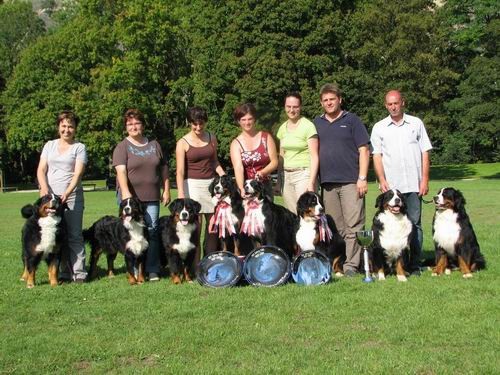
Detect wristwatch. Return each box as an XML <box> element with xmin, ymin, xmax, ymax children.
<box><xmin>358</xmin><ymin>176</ymin><xmax>367</xmax><ymax>181</ymax></box>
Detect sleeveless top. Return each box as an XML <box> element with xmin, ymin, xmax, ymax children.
<box><xmin>182</xmin><ymin>133</ymin><xmax>217</xmax><ymax>179</ymax></box>
<box><xmin>236</xmin><ymin>131</ymin><xmax>271</xmax><ymax>181</ymax></box>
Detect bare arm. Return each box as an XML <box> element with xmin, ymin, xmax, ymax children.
<box><xmin>160</xmin><ymin>164</ymin><xmax>171</xmax><ymax>206</ymax></box>
<box><xmin>115</xmin><ymin>165</ymin><xmax>132</xmax><ymax>199</ymax></box>
<box><xmin>37</xmin><ymin>158</ymin><xmax>50</xmax><ymax>196</ymax></box>
<box><xmin>307</xmin><ymin>136</ymin><xmax>319</xmax><ymax>191</ymax></box>
<box><xmin>230</xmin><ymin>139</ymin><xmax>245</xmax><ymax>196</ymax></box>
<box><xmin>419</xmin><ymin>151</ymin><xmax>430</xmax><ymax>196</ymax></box>
<box><xmin>357</xmin><ymin>145</ymin><xmax>370</xmax><ymax>197</ymax></box>
<box><xmin>61</xmin><ymin>160</ymin><xmax>85</xmax><ymax>203</ymax></box>
<box><xmin>211</xmin><ymin>136</ymin><xmax>226</xmax><ymax>176</ymax></box>
<box><xmin>175</xmin><ymin>139</ymin><xmax>187</xmax><ymax>198</ymax></box>
<box><xmin>256</xmin><ymin>134</ymin><xmax>278</xmax><ymax>179</ymax></box>
<box><xmin>373</xmin><ymin>154</ymin><xmax>390</xmax><ymax>193</ymax></box>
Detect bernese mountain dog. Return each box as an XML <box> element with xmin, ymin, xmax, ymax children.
<box><xmin>208</xmin><ymin>175</ymin><xmax>244</xmax><ymax>255</ymax></box>
<box><xmin>158</xmin><ymin>198</ymin><xmax>201</xmax><ymax>284</ymax></box>
<box><xmin>241</xmin><ymin>179</ymin><xmax>298</xmax><ymax>258</ymax></box>
<box><xmin>295</xmin><ymin>192</ymin><xmax>346</xmax><ymax>276</ymax></box>
<box><xmin>432</xmin><ymin>187</ymin><xmax>485</xmax><ymax>278</ymax></box>
<box><xmin>371</xmin><ymin>189</ymin><xmax>413</xmax><ymax>282</ymax></box>
<box><xmin>84</xmin><ymin>197</ymin><xmax>148</xmax><ymax>285</ymax></box>
<box><xmin>20</xmin><ymin>194</ymin><xmax>66</xmax><ymax>288</ymax></box>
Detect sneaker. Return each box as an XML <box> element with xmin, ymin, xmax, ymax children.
<box><xmin>149</xmin><ymin>273</ymin><xmax>160</xmax><ymax>282</ymax></box>
<box><xmin>344</xmin><ymin>269</ymin><xmax>357</xmax><ymax>277</ymax></box>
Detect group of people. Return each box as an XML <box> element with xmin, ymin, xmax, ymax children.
<box><xmin>37</xmin><ymin>83</ymin><xmax>432</xmax><ymax>283</ymax></box>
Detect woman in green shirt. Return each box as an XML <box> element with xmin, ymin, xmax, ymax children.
<box><xmin>276</xmin><ymin>92</ymin><xmax>319</xmax><ymax>214</ymax></box>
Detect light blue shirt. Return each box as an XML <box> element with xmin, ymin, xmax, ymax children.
<box><xmin>371</xmin><ymin>113</ymin><xmax>432</xmax><ymax>193</ymax></box>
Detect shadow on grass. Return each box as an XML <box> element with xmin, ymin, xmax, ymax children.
<box><xmin>484</xmin><ymin>172</ymin><xmax>500</xmax><ymax>179</ymax></box>
<box><xmin>430</xmin><ymin>165</ymin><xmax>476</xmax><ymax>180</ymax></box>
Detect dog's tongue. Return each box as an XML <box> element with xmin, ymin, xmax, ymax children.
<box><xmin>390</xmin><ymin>206</ymin><xmax>401</xmax><ymax>213</ymax></box>
<box><xmin>215</xmin><ymin>193</ymin><xmax>222</xmax><ymax>200</ymax></box>
<box><xmin>124</xmin><ymin>216</ymin><xmax>132</xmax><ymax>222</ymax></box>
<box><xmin>181</xmin><ymin>220</ymin><xmax>189</xmax><ymax>226</ymax></box>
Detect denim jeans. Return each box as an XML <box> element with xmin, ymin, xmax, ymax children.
<box><xmin>404</xmin><ymin>192</ymin><xmax>422</xmax><ymax>270</ymax></box>
<box><xmin>143</xmin><ymin>201</ymin><xmax>160</xmax><ymax>275</ymax></box>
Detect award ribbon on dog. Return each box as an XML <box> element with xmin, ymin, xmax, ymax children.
<box><xmin>209</xmin><ymin>201</ymin><xmax>237</xmax><ymax>238</ymax></box>
<box><xmin>240</xmin><ymin>198</ymin><xmax>264</xmax><ymax>236</ymax></box>
<box><xmin>318</xmin><ymin>214</ymin><xmax>333</xmax><ymax>242</ymax></box>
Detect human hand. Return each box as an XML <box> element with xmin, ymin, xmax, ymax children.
<box><xmin>162</xmin><ymin>190</ymin><xmax>171</xmax><ymax>206</ymax></box>
<box><xmin>39</xmin><ymin>188</ymin><xmax>49</xmax><ymax>197</ymax></box>
<box><xmin>357</xmin><ymin>179</ymin><xmax>368</xmax><ymax>198</ymax></box>
<box><xmin>378</xmin><ymin>180</ymin><xmax>390</xmax><ymax>193</ymax></box>
<box><xmin>418</xmin><ymin>181</ymin><xmax>429</xmax><ymax>197</ymax></box>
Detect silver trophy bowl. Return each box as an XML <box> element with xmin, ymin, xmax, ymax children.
<box><xmin>356</xmin><ymin>230</ymin><xmax>374</xmax><ymax>283</ymax></box>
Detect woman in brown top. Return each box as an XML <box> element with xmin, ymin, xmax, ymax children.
<box><xmin>176</xmin><ymin>106</ymin><xmax>225</xmax><ymax>255</ymax></box>
<box><xmin>112</xmin><ymin>109</ymin><xmax>171</xmax><ymax>282</ymax></box>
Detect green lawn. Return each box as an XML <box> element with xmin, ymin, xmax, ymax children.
<box><xmin>0</xmin><ymin>170</ymin><xmax>499</xmax><ymax>373</ymax></box>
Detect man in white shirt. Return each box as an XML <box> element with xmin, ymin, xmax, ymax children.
<box><xmin>370</xmin><ymin>90</ymin><xmax>432</xmax><ymax>275</ymax></box>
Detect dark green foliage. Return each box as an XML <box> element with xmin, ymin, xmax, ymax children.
<box><xmin>0</xmin><ymin>0</ymin><xmax>498</xmax><ymax>181</ymax></box>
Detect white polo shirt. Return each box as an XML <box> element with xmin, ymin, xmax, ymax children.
<box><xmin>371</xmin><ymin>113</ymin><xmax>432</xmax><ymax>193</ymax></box>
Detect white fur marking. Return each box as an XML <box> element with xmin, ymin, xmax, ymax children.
<box><xmin>296</xmin><ymin>218</ymin><xmax>317</xmax><ymax>251</ymax></box>
<box><xmin>35</xmin><ymin>215</ymin><xmax>61</xmax><ymax>257</ymax></box>
<box><xmin>173</xmin><ymin>222</ymin><xmax>196</xmax><ymax>260</ymax></box>
<box><xmin>378</xmin><ymin>211</ymin><xmax>412</xmax><ymax>263</ymax></box>
<box><xmin>124</xmin><ymin>219</ymin><xmax>148</xmax><ymax>256</ymax></box>
<box><xmin>433</xmin><ymin>209</ymin><xmax>460</xmax><ymax>255</ymax></box>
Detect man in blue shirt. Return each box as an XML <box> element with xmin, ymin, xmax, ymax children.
<box><xmin>314</xmin><ymin>84</ymin><xmax>370</xmax><ymax>276</ymax></box>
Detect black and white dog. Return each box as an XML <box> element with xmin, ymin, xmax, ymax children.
<box><xmin>241</xmin><ymin>179</ymin><xmax>298</xmax><ymax>258</ymax></box>
<box><xmin>432</xmin><ymin>187</ymin><xmax>485</xmax><ymax>278</ymax></box>
<box><xmin>371</xmin><ymin>190</ymin><xmax>413</xmax><ymax>282</ymax></box>
<box><xmin>158</xmin><ymin>198</ymin><xmax>201</xmax><ymax>284</ymax></box>
<box><xmin>295</xmin><ymin>192</ymin><xmax>346</xmax><ymax>276</ymax></box>
<box><xmin>208</xmin><ymin>175</ymin><xmax>244</xmax><ymax>255</ymax></box>
<box><xmin>84</xmin><ymin>197</ymin><xmax>148</xmax><ymax>285</ymax></box>
<box><xmin>20</xmin><ymin>194</ymin><xmax>67</xmax><ymax>288</ymax></box>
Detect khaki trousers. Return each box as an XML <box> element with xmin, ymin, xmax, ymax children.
<box><xmin>322</xmin><ymin>183</ymin><xmax>365</xmax><ymax>272</ymax></box>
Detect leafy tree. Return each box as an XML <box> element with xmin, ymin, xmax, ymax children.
<box><xmin>2</xmin><ymin>0</ymin><xmax>189</xmax><ymax>178</ymax></box>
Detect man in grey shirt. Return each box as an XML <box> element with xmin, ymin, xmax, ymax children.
<box><xmin>370</xmin><ymin>90</ymin><xmax>432</xmax><ymax>275</ymax></box>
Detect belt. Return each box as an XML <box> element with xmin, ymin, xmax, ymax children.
<box><xmin>283</xmin><ymin>167</ymin><xmax>307</xmax><ymax>172</ymax></box>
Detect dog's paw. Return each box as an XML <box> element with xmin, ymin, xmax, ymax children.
<box><xmin>445</xmin><ymin>268</ymin><xmax>451</xmax><ymax>275</ymax></box>
<box><xmin>397</xmin><ymin>275</ymin><xmax>407</xmax><ymax>282</ymax></box>
<box><xmin>463</xmin><ymin>273</ymin><xmax>473</xmax><ymax>279</ymax></box>
<box><xmin>431</xmin><ymin>272</ymin><xmax>438</xmax><ymax>277</ymax></box>
<box><xmin>334</xmin><ymin>272</ymin><xmax>344</xmax><ymax>278</ymax></box>
<box><xmin>377</xmin><ymin>272</ymin><xmax>386</xmax><ymax>281</ymax></box>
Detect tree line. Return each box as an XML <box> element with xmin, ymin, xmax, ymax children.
<box><xmin>0</xmin><ymin>0</ymin><xmax>498</xmax><ymax>183</ymax></box>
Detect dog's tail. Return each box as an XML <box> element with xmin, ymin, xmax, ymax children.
<box><xmin>473</xmin><ymin>252</ymin><xmax>486</xmax><ymax>271</ymax></box>
<box><xmin>21</xmin><ymin>204</ymin><xmax>35</xmax><ymax>219</ymax></box>
<box><xmin>82</xmin><ymin>225</ymin><xmax>94</xmax><ymax>243</ymax></box>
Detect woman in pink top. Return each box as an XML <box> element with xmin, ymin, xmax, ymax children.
<box><xmin>230</xmin><ymin>103</ymin><xmax>278</xmax><ymax>199</ymax></box>
<box><xmin>176</xmin><ymin>106</ymin><xmax>225</xmax><ymax>255</ymax></box>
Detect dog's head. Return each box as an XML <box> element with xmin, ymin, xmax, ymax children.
<box><xmin>433</xmin><ymin>187</ymin><xmax>465</xmax><ymax>212</ymax></box>
<box><xmin>296</xmin><ymin>192</ymin><xmax>324</xmax><ymax>222</ymax></box>
<box><xmin>375</xmin><ymin>189</ymin><xmax>407</xmax><ymax>215</ymax></box>
<box><xmin>168</xmin><ymin>198</ymin><xmax>201</xmax><ymax>226</ymax></box>
<box><xmin>243</xmin><ymin>179</ymin><xmax>269</xmax><ymax>201</ymax></box>
<box><xmin>119</xmin><ymin>197</ymin><xmax>144</xmax><ymax>222</ymax></box>
<box><xmin>209</xmin><ymin>175</ymin><xmax>237</xmax><ymax>201</ymax></box>
<box><xmin>22</xmin><ymin>194</ymin><xmax>65</xmax><ymax>219</ymax></box>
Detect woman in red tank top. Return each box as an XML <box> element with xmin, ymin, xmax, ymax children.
<box><xmin>176</xmin><ymin>107</ymin><xmax>226</xmax><ymax>257</ymax></box>
<box><xmin>230</xmin><ymin>103</ymin><xmax>278</xmax><ymax>199</ymax></box>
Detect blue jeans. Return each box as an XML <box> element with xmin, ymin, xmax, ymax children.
<box><xmin>404</xmin><ymin>192</ymin><xmax>422</xmax><ymax>270</ymax></box>
<box><xmin>143</xmin><ymin>201</ymin><xmax>160</xmax><ymax>275</ymax></box>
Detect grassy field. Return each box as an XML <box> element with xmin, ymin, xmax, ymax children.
<box><xmin>0</xmin><ymin>166</ymin><xmax>499</xmax><ymax>374</ymax></box>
